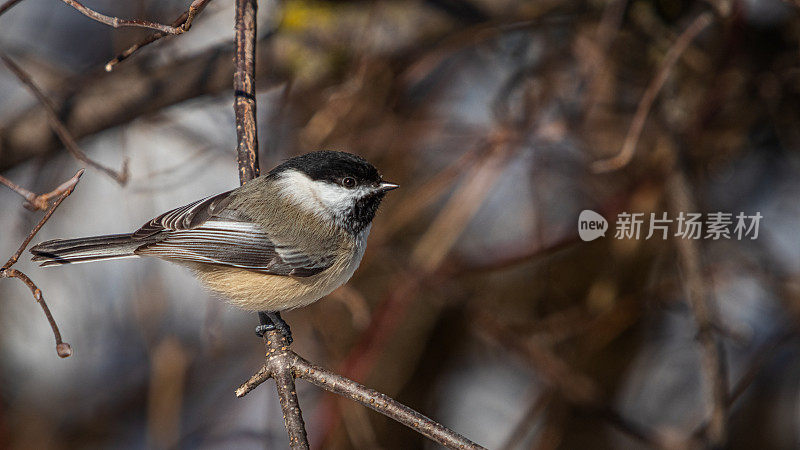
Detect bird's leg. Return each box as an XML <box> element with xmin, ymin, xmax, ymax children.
<box><xmin>255</xmin><ymin>311</ymin><xmax>293</xmax><ymax>344</ymax></box>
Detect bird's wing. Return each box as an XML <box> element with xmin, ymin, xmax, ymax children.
<box><xmin>132</xmin><ymin>191</ymin><xmax>335</xmax><ymax>277</ymax></box>
<box><xmin>132</xmin><ymin>190</ymin><xmax>237</xmax><ymax>238</ymax></box>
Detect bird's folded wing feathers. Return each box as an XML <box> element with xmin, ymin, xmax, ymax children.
<box><xmin>133</xmin><ymin>190</ymin><xmax>236</xmax><ymax>238</ymax></box>
<box><xmin>132</xmin><ymin>192</ymin><xmax>335</xmax><ymax>277</ymax></box>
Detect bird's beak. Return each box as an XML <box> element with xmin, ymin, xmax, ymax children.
<box><xmin>379</xmin><ymin>182</ymin><xmax>399</xmax><ymax>192</ymax></box>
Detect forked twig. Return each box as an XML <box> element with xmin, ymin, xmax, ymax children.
<box><xmin>235</xmin><ymin>334</ymin><xmax>485</xmax><ymax>450</ymax></box>
<box><xmin>232</xmin><ymin>0</ymin><xmax>305</xmax><ymax>444</ymax></box>
<box><xmin>0</xmin><ymin>169</ymin><xmax>84</xmax><ymax>358</ymax></box>
<box><xmin>61</xmin><ymin>0</ymin><xmax>205</xmax><ymax>35</ymax></box>
<box><xmin>591</xmin><ymin>12</ymin><xmax>713</xmax><ymax>172</ymax></box>
<box><xmin>0</xmin><ymin>172</ymin><xmax>82</xmax><ymax>211</ymax></box>
<box><xmin>0</xmin><ymin>53</ymin><xmax>129</xmax><ymax>184</ymax></box>
<box><xmin>230</xmin><ymin>1</ymin><xmax>483</xmax><ymax>446</ymax></box>
<box><xmin>105</xmin><ymin>0</ymin><xmax>214</xmax><ymax>71</ymax></box>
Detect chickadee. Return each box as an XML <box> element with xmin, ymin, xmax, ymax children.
<box><xmin>30</xmin><ymin>151</ymin><xmax>397</xmax><ymax>340</ymax></box>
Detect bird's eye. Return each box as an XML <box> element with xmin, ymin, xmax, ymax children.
<box><xmin>342</xmin><ymin>177</ymin><xmax>357</xmax><ymax>188</ymax></box>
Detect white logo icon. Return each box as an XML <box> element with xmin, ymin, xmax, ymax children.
<box><xmin>578</xmin><ymin>210</ymin><xmax>608</xmax><ymax>241</ymax></box>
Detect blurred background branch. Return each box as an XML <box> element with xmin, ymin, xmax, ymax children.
<box><xmin>1</xmin><ymin>0</ymin><xmax>800</xmax><ymax>448</ymax></box>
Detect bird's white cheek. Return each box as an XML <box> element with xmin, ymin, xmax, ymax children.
<box><xmin>277</xmin><ymin>170</ymin><xmax>369</xmax><ymax>218</ymax></box>
<box><xmin>311</xmin><ymin>183</ymin><xmax>360</xmax><ymax>212</ymax></box>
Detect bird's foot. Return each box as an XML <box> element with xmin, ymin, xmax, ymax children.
<box><xmin>255</xmin><ymin>311</ymin><xmax>293</xmax><ymax>344</ymax></box>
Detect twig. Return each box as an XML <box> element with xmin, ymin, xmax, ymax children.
<box><xmin>499</xmin><ymin>391</ymin><xmax>552</xmax><ymax>450</ymax></box>
<box><xmin>691</xmin><ymin>330</ymin><xmax>796</xmax><ymax>439</ymax></box>
<box><xmin>229</xmin><ymin>1</ymin><xmax>482</xmax><ymax>446</ymax></box>
<box><xmin>60</xmin><ymin>0</ymin><xmax>205</xmax><ymax>35</ymax></box>
<box><xmin>104</xmin><ymin>0</ymin><xmax>214</xmax><ymax>72</ymax></box>
<box><xmin>231</xmin><ymin>0</ymin><xmax>306</xmax><ymax>446</ymax></box>
<box><xmin>0</xmin><ymin>172</ymin><xmax>83</xmax><ymax>211</ymax></box>
<box><xmin>0</xmin><ymin>35</ymin><xmax>289</xmax><ymax>173</ymax></box>
<box><xmin>0</xmin><ymin>168</ymin><xmax>84</xmax><ymax>358</ymax></box>
<box><xmin>591</xmin><ymin>12</ymin><xmax>713</xmax><ymax>172</ymax></box>
<box><xmin>235</xmin><ymin>342</ymin><xmax>486</xmax><ymax>450</ymax></box>
<box><xmin>0</xmin><ymin>53</ymin><xmax>129</xmax><ymax>184</ymax></box>
<box><xmin>476</xmin><ymin>312</ymin><xmax>600</xmax><ymax>406</ymax></box>
<box><xmin>296</xmin><ymin>357</ymin><xmax>483</xmax><ymax>449</ymax></box>
<box><xmin>236</xmin><ymin>335</ymin><xmax>309</xmax><ymax>448</ymax></box>
<box><xmin>483</xmin><ymin>318</ymin><xmax>665</xmax><ymax>447</ymax></box>
<box><xmin>234</xmin><ymin>0</ymin><xmax>260</xmax><ymax>184</ymax></box>
<box><xmin>667</xmin><ymin>171</ymin><xmax>728</xmax><ymax>447</ymax></box>
<box><xmin>0</xmin><ymin>0</ymin><xmax>23</xmax><ymax>17</ymax></box>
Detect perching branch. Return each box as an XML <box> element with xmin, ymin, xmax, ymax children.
<box><xmin>234</xmin><ymin>0</ymin><xmax>260</xmax><ymax>184</ymax></box>
<box><xmin>0</xmin><ymin>168</ymin><xmax>84</xmax><ymax>358</ymax></box>
<box><xmin>229</xmin><ymin>1</ymin><xmax>483</xmax><ymax>447</ymax></box>
<box><xmin>0</xmin><ymin>53</ymin><xmax>129</xmax><ymax>184</ymax></box>
<box><xmin>236</xmin><ymin>338</ymin><xmax>485</xmax><ymax>450</ymax></box>
<box><xmin>232</xmin><ymin>0</ymin><xmax>308</xmax><ymax>445</ymax></box>
<box><xmin>237</xmin><ymin>334</ymin><xmax>310</xmax><ymax>448</ymax></box>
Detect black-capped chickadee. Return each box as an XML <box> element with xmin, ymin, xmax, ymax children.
<box><xmin>30</xmin><ymin>151</ymin><xmax>397</xmax><ymax>340</ymax></box>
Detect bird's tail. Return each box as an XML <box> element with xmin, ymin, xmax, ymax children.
<box><xmin>30</xmin><ymin>234</ymin><xmax>141</xmax><ymax>267</ymax></box>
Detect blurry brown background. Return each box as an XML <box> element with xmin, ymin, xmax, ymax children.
<box><xmin>1</xmin><ymin>0</ymin><xmax>800</xmax><ymax>448</ymax></box>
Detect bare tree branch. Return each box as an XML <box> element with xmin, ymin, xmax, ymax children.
<box><xmin>0</xmin><ymin>170</ymin><xmax>84</xmax><ymax>211</ymax></box>
<box><xmin>227</xmin><ymin>3</ymin><xmax>484</xmax><ymax>446</ymax></box>
<box><xmin>236</xmin><ymin>339</ymin><xmax>486</xmax><ymax>450</ymax></box>
<box><xmin>0</xmin><ymin>36</ymin><xmax>289</xmax><ymax>173</ymax></box>
<box><xmin>236</xmin><ymin>335</ymin><xmax>310</xmax><ymax>448</ymax></box>
<box><xmin>234</xmin><ymin>0</ymin><xmax>260</xmax><ymax>184</ymax></box>
<box><xmin>667</xmin><ymin>171</ymin><xmax>728</xmax><ymax>447</ymax></box>
<box><xmin>0</xmin><ymin>53</ymin><xmax>129</xmax><ymax>184</ymax></box>
<box><xmin>591</xmin><ymin>12</ymin><xmax>713</xmax><ymax>173</ymax></box>
<box><xmin>0</xmin><ymin>0</ymin><xmax>23</xmax><ymax>16</ymax></box>
<box><xmin>231</xmin><ymin>0</ymin><xmax>307</xmax><ymax>446</ymax></box>
<box><xmin>105</xmin><ymin>0</ymin><xmax>214</xmax><ymax>71</ymax></box>
<box><xmin>0</xmin><ymin>168</ymin><xmax>84</xmax><ymax>358</ymax></box>
<box><xmin>61</xmin><ymin>0</ymin><xmax>207</xmax><ymax>35</ymax></box>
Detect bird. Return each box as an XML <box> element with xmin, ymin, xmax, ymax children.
<box><xmin>30</xmin><ymin>151</ymin><xmax>398</xmax><ymax>341</ymax></box>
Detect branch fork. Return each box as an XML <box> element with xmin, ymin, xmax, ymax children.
<box><xmin>236</xmin><ymin>330</ymin><xmax>485</xmax><ymax>449</ymax></box>
<box><xmin>0</xmin><ymin>168</ymin><xmax>84</xmax><ymax>358</ymax></box>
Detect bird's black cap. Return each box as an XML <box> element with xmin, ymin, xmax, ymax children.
<box><xmin>268</xmin><ymin>151</ymin><xmax>382</xmax><ymax>187</ymax></box>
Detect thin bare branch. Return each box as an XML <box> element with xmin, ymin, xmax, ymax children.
<box><xmin>294</xmin><ymin>356</ymin><xmax>485</xmax><ymax>450</ymax></box>
<box><xmin>231</xmin><ymin>0</ymin><xmax>306</xmax><ymax>443</ymax></box>
<box><xmin>234</xmin><ymin>0</ymin><xmax>260</xmax><ymax>184</ymax></box>
<box><xmin>236</xmin><ymin>337</ymin><xmax>486</xmax><ymax>450</ymax></box>
<box><xmin>60</xmin><ymin>0</ymin><xmax>204</xmax><ymax>35</ymax></box>
<box><xmin>0</xmin><ymin>168</ymin><xmax>83</xmax><ymax>358</ymax></box>
<box><xmin>0</xmin><ymin>53</ymin><xmax>129</xmax><ymax>184</ymax></box>
<box><xmin>1</xmin><ymin>269</ymin><xmax>72</xmax><ymax>357</ymax></box>
<box><xmin>230</xmin><ymin>0</ymin><xmax>306</xmax><ymax>445</ymax></box>
<box><xmin>2</xmin><ymin>169</ymin><xmax>84</xmax><ymax>269</ymax></box>
<box><xmin>691</xmin><ymin>330</ymin><xmax>796</xmax><ymax>440</ymax></box>
<box><xmin>667</xmin><ymin>171</ymin><xmax>728</xmax><ymax>447</ymax></box>
<box><xmin>270</xmin><ymin>334</ymin><xmax>308</xmax><ymax>448</ymax></box>
<box><xmin>105</xmin><ymin>0</ymin><xmax>214</xmax><ymax>71</ymax></box>
<box><xmin>0</xmin><ymin>0</ymin><xmax>23</xmax><ymax>17</ymax></box>
<box><xmin>0</xmin><ymin>36</ymin><xmax>289</xmax><ymax>173</ymax></box>
<box><xmin>0</xmin><ymin>171</ymin><xmax>85</xmax><ymax>211</ymax></box>
<box><xmin>0</xmin><ymin>174</ymin><xmax>39</xmax><ymax>208</ymax></box>
<box><xmin>591</xmin><ymin>12</ymin><xmax>713</xmax><ymax>172</ymax></box>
